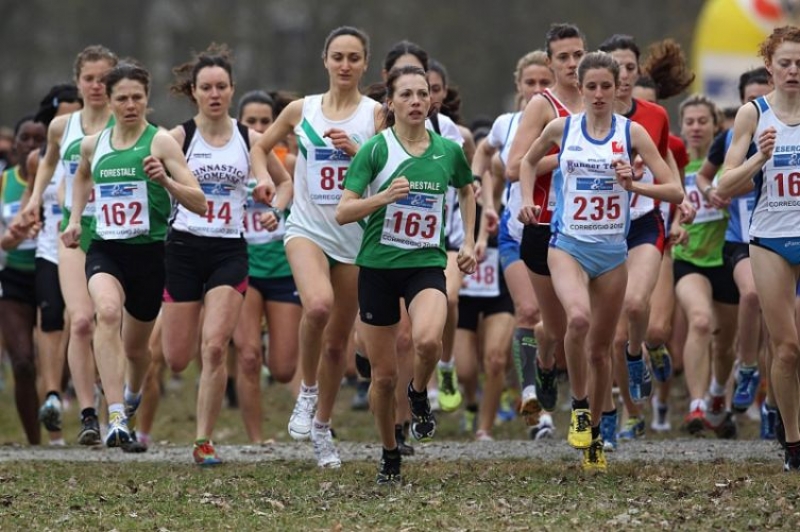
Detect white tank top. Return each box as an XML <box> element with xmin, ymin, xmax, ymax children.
<box><xmin>36</xmin><ymin>159</ymin><xmax>64</xmax><ymax>263</ymax></box>
<box><xmin>60</xmin><ymin>111</ymin><xmax>95</xmax><ymax>216</ymax></box>
<box><xmin>286</xmin><ymin>94</ymin><xmax>376</xmax><ymax>262</ymax></box>
<box><xmin>171</xmin><ymin>118</ymin><xmax>249</xmax><ymax>238</ymax></box>
<box><xmin>488</xmin><ymin>112</ymin><xmax>524</xmax><ymax>242</ymax></box>
<box><xmin>430</xmin><ymin>113</ymin><xmax>466</xmax><ymax>247</ymax></box>
<box><xmin>750</xmin><ymin>96</ymin><xmax>800</xmax><ymax>238</ymax></box>
<box><xmin>553</xmin><ymin>113</ymin><xmax>632</xmax><ymax>244</ymax></box>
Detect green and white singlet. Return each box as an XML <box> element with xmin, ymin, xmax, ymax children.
<box><xmin>344</xmin><ymin>128</ymin><xmax>473</xmax><ymax>270</ymax></box>
<box><xmin>1</xmin><ymin>167</ymin><xmax>36</xmax><ymax>272</ymax></box>
<box><xmin>90</xmin><ymin>124</ymin><xmax>171</xmax><ymax>244</ymax></box>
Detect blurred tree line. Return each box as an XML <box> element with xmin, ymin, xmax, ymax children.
<box><xmin>0</xmin><ymin>0</ymin><xmax>703</xmax><ymax>130</ymax></box>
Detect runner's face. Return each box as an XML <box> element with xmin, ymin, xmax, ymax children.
<box><xmin>193</xmin><ymin>66</ymin><xmax>233</xmax><ymax>120</ymax></box>
<box><xmin>681</xmin><ymin>104</ymin><xmax>715</xmax><ymax>152</ymax></box>
<box><xmin>768</xmin><ymin>41</ymin><xmax>800</xmax><ymax>93</ymax></box>
<box><xmin>581</xmin><ymin>68</ymin><xmax>616</xmax><ymax>115</ymax></box>
<box><xmin>14</xmin><ymin>120</ymin><xmax>46</xmax><ymax>162</ymax></box>
<box><xmin>631</xmin><ymin>85</ymin><xmax>656</xmax><ymax>103</ymax></box>
<box><xmin>609</xmin><ymin>49</ymin><xmax>639</xmax><ymax>101</ymax></box>
<box><xmin>548</xmin><ymin>37</ymin><xmax>585</xmax><ymax>87</ymax></box>
<box><xmin>427</xmin><ymin>70</ymin><xmax>446</xmax><ymax>110</ymax></box>
<box><xmin>324</xmin><ymin>35</ymin><xmax>367</xmax><ymax>89</ymax></box>
<box><xmin>78</xmin><ymin>59</ymin><xmax>113</xmax><ymax>108</ymax></box>
<box><xmin>240</xmin><ymin>102</ymin><xmax>273</xmax><ymax>133</ymax></box>
<box><xmin>516</xmin><ymin>64</ymin><xmax>554</xmax><ymax>103</ymax></box>
<box><xmin>742</xmin><ymin>82</ymin><xmax>771</xmax><ymax>103</ymax></box>
<box><xmin>389</xmin><ymin>74</ymin><xmax>430</xmax><ymax>127</ymax></box>
<box><xmin>109</xmin><ymin>79</ymin><xmax>148</xmax><ymax>126</ymax></box>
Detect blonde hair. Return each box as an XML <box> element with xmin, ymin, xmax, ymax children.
<box><xmin>514</xmin><ymin>50</ymin><xmax>549</xmax><ymax>83</ymax></box>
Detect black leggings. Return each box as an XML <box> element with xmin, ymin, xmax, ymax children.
<box><xmin>0</xmin><ymin>298</ymin><xmax>40</xmax><ymax>444</ymax></box>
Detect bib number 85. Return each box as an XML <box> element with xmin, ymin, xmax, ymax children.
<box><xmin>320</xmin><ymin>166</ymin><xmax>346</xmax><ymax>191</ymax></box>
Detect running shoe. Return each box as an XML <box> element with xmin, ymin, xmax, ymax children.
<box><xmin>395</xmin><ymin>423</ymin><xmax>414</xmax><ymax>456</ymax></box>
<box><xmin>732</xmin><ymin>366</ymin><xmax>760</xmax><ymax>413</ymax></box>
<box><xmin>436</xmin><ymin>364</ymin><xmax>462</xmax><ymax>412</ymax></box>
<box><xmin>651</xmin><ymin>396</ymin><xmax>671</xmax><ymax>432</ymax></box>
<box><xmin>776</xmin><ymin>410</ymin><xmax>786</xmax><ymax>449</ymax></box>
<box><xmin>535</xmin><ymin>361</ymin><xmax>558</xmax><ymax>412</ymax></box>
<box><xmin>193</xmin><ymin>439</ymin><xmax>222</xmax><ymax>466</ymax></box>
<box><xmin>105</xmin><ymin>411</ymin><xmax>132</xmax><ymax>448</ymax></box>
<box><xmin>78</xmin><ymin>413</ymin><xmax>101</xmax><ymax>446</ymax></box>
<box><xmin>646</xmin><ymin>344</ymin><xmax>673</xmax><ymax>383</ymax></box>
<box><xmin>784</xmin><ymin>446</ymin><xmax>800</xmax><ymax>472</ymax></box>
<box><xmin>351</xmin><ymin>380</ymin><xmax>370</xmax><ymax>411</ymax></box>
<box><xmin>408</xmin><ymin>384</ymin><xmax>436</xmax><ymax>441</ymax></box>
<box><xmin>461</xmin><ymin>408</ymin><xmax>477</xmax><ymax>434</ymax></box>
<box><xmin>600</xmin><ymin>411</ymin><xmax>618</xmax><ymax>451</ymax></box>
<box><xmin>761</xmin><ymin>402</ymin><xmax>777</xmax><ymax>440</ymax></box>
<box><xmin>38</xmin><ymin>394</ymin><xmax>63</xmax><ymax>432</ymax></box>
<box><xmin>704</xmin><ymin>394</ymin><xmax>727</xmax><ymax>429</ymax></box>
<box><xmin>712</xmin><ymin>411</ymin><xmax>738</xmax><ymax>440</ymax></box>
<box><xmin>376</xmin><ymin>450</ymin><xmax>402</xmax><ymax>485</ymax></box>
<box><xmin>475</xmin><ymin>430</ymin><xmax>494</xmax><ymax>442</ymax></box>
<box><xmin>582</xmin><ymin>436</ymin><xmax>607</xmax><ymax>472</ymax></box>
<box><xmin>519</xmin><ymin>385</ymin><xmax>541</xmax><ymax>426</ymax></box>
<box><xmin>288</xmin><ymin>390</ymin><xmax>318</xmax><ymax>441</ymax></box>
<box><xmin>124</xmin><ymin>387</ymin><xmax>142</xmax><ymax>431</ymax></box>
<box><xmin>684</xmin><ymin>407</ymin><xmax>707</xmax><ymax>436</ymax></box>
<box><xmin>496</xmin><ymin>388</ymin><xmax>517</xmax><ymax>422</ymax></box>
<box><xmin>528</xmin><ymin>413</ymin><xmax>555</xmax><ymax>440</ymax></box>
<box><xmin>311</xmin><ymin>425</ymin><xmax>341</xmax><ymax>468</ymax></box>
<box><xmin>568</xmin><ymin>408</ymin><xmax>592</xmax><ymax>449</ymax></box>
<box><xmin>617</xmin><ymin>416</ymin><xmax>645</xmax><ymax>440</ymax></box>
<box><xmin>627</xmin><ymin>355</ymin><xmax>653</xmax><ymax>402</ymax></box>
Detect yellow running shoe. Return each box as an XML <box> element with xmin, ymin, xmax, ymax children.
<box><xmin>582</xmin><ymin>436</ymin><xmax>607</xmax><ymax>472</ymax></box>
<box><xmin>568</xmin><ymin>408</ymin><xmax>592</xmax><ymax>449</ymax></box>
<box><xmin>436</xmin><ymin>364</ymin><xmax>462</xmax><ymax>412</ymax></box>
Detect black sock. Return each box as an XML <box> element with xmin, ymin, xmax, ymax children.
<box><xmin>467</xmin><ymin>403</ymin><xmax>479</xmax><ymax>413</ymax></box>
<box><xmin>81</xmin><ymin>407</ymin><xmax>96</xmax><ymax>420</ymax></box>
<box><xmin>383</xmin><ymin>447</ymin><xmax>401</xmax><ymax>460</ymax></box>
<box><xmin>572</xmin><ymin>397</ymin><xmax>589</xmax><ymax>410</ymax></box>
<box><xmin>787</xmin><ymin>440</ymin><xmax>800</xmax><ymax>452</ymax></box>
<box><xmin>46</xmin><ymin>391</ymin><xmax>61</xmax><ymax>401</ymax></box>
<box><xmin>592</xmin><ymin>425</ymin><xmax>600</xmax><ymax>439</ymax></box>
<box><xmin>602</xmin><ymin>409</ymin><xmax>617</xmax><ymax>418</ymax></box>
<box><xmin>625</xmin><ymin>343</ymin><xmax>642</xmax><ymax>362</ymax></box>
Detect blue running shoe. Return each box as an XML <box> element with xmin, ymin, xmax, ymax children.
<box><xmin>600</xmin><ymin>411</ymin><xmax>618</xmax><ymax>451</ymax></box>
<box><xmin>761</xmin><ymin>402</ymin><xmax>777</xmax><ymax>440</ymax></box>
<box><xmin>732</xmin><ymin>366</ymin><xmax>760</xmax><ymax>413</ymax></box>
<box><xmin>646</xmin><ymin>344</ymin><xmax>673</xmax><ymax>383</ymax></box>
<box><xmin>627</xmin><ymin>355</ymin><xmax>652</xmax><ymax>402</ymax></box>
<box><xmin>618</xmin><ymin>416</ymin><xmax>645</xmax><ymax>440</ymax></box>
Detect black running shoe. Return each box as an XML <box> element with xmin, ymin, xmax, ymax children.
<box><xmin>535</xmin><ymin>361</ymin><xmax>558</xmax><ymax>412</ymax></box>
<box><xmin>776</xmin><ymin>410</ymin><xmax>786</xmax><ymax>449</ymax></box>
<box><xmin>121</xmin><ymin>431</ymin><xmax>148</xmax><ymax>453</ymax></box>
<box><xmin>408</xmin><ymin>384</ymin><xmax>436</xmax><ymax>441</ymax></box>
<box><xmin>713</xmin><ymin>411</ymin><xmax>738</xmax><ymax>440</ymax></box>
<box><xmin>395</xmin><ymin>423</ymin><xmax>415</xmax><ymax>456</ymax></box>
<box><xmin>78</xmin><ymin>414</ymin><xmax>101</xmax><ymax>446</ymax></box>
<box><xmin>784</xmin><ymin>445</ymin><xmax>800</xmax><ymax>472</ymax></box>
<box><xmin>376</xmin><ymin>450</ymin><xmax>402</xmax><ymax>485</ymax></box>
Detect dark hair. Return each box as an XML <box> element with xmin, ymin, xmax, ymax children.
<box><xmin>14</xmin><ymin>115</ymin><xmax>37</xmax><ymax>137</ymax></box>
<box><xmin>384</xmin><ymin>65</ymin><xmax>428</xmax><ymax>127</ymax></box>
<box><xmin>428</xmin><ymin>59</ymin><xmax>448</xmax><ymax>87</ymax></box>
<box><xmin>428</xmin><ymin>59</ymin><xmax>463</xmax><ymax>123</ymax></box>
<box><xmin>269</xmin><ymin>90</ymin><xmax>301</xmax><ymax>119</ymax></box>
<box><xmin>237</xmin><ymin>90</ymin><xmax>274</xmax><ymax>120</ymax></box>
<box><xmin>738</xmin><ymin>67</ymin><xmax>771</xmax><ymax>102</ymax></box>
<box><xmin>577</xmin><ymin>51</ymin><xmax>619</xmax><ymax>86</ymax></box>
<box><xmin>544</xmin><ymin>23</ymin><xmax>585</xmax><ymax>58</ymax></box>
<box><xmin>170</xmin><ymin>43</ymin><xmax>233</xmax><ymax>104</ymax></box>
<box><xmin>364</xmin><ymin>81</ymin><xmax>387</xmax><ymax>103</ymax></box>
<box><xmin>641</xmin><ymin>39</ymin><xmax>695</xmax><ymax>100</ymax></box>
<box><xmin>384</xmin><ymin>40</ymin><xmax>429</xmax><ymax>73</ymax></box>
<box><xmin>34</xmin><ymin>83</ymin><xmax>82</xmax><ymax>126</ymax></box>
<box><xmin>73</xmin><ymin>44</ymin><xmax>118</xmax><ymax>80</ymax></box>
<box><xmin>103</xmin><ymin>62</ymin><xmax>151</xmax><ymax>96</ymax></box>
<box><xmin>679</xmin><ymin>93</ymin><xmax>719</xmax><ymax>128</ymax></box>
<box><xmin>598</xmin><ymin>34</ymin><xmax>641</xmax><ymax>64</ymax></box>
<box><xmin>322</xmin><ymin>26</ymin><xmax>370</xmax><ymax>60</ymax></box>
<box><xmin>635</xmin><ymin>76</ymin><xmax>657</xmax><ymax>90</ymax></box>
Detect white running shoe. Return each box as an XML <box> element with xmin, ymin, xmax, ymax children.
<box><xmin>311</xmin><ymin>425</ymin><xmax>341</xmax><ymax>468</ymax></box>
<box><xmin>519</xmin><ymin>385</ymin><xmax>541</xmax><ymax>426</ymax></box>
<box><xmin>288</xmin><ymin>391</ymin><xmax>318</xmax><ymax>440</ymax></box>
<box><xmin>529</xmin><ymin>412</ymin><xmax>555</xmax><ymax>440</ymax></box>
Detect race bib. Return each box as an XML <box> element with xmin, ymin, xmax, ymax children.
<box><xmin>307</xmin><ymin>146</ymin><xmax>350</xmax><ymax>205</ymax></box>
<box><xmin>684</xmin><ymin>179</ymin><xmax>724</xmax><ymax>224</ymax></box>
<box><xmin>629</xmin><ymin>168</ymin><xmax>655</xmax><ymax>220</ymax></box>
<box><xmin>381</xmin><ymin>192</ymin><xmax>443</xmax><ymax>250</ymax></box>
<box><xmin>565</xmin><ymin>177</ymin><xmax>627</xmax><ymax>236</ymax></box>
<box><xmin>95</xmin><ymin>182</ymin><xmax>149</xmax><ymax>239</ymax></box>
<box><xmin>243</xmin><ymin>198</ymin><xmax>285</xmax><ymax>245</ymax></box>
<box><xmin>766</xmin><ymin>169</ymin><xmax>800</xmax><ymax>212</ymax></box>
<box><xmin>460</xmin><ymin>247</ymin><xmax>500</xmax><ymax>298</ymax></box>
<box><xmin>65</xmin><ymin>171</ymin><xmax>96</xmax><ymax>216</ymax></box>
<box><xmin>737</xmin><ymin>196</ymin><xmax>755</xmax><ymax>242</ymax></box>
<box><xmin>189</xmin><ymin>182</ymin><xmax>245</xmax><ymax>237</ymax></box>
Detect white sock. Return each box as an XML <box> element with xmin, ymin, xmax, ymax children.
<box><xmin>438</xmin><ymin>360</ymin><xmax>454</xmax><ymax>370</ymax></box>
<box><xmin>108</xmin><ymin>403</ymin><xmax>125</xmax><ymax>417</ymax></box>
<box><xmin>123</xmin><ymin>385</ymin><xmax>141</xmax><ymax>405</ymax></box>
<box><xmin>709</xmin><ymin>378</ymin><xmax>726</xmax><ymax>397</ymax></box>
<box><xmin>690</xmin><ymin>399</ymin><xmax>705</xmax><ymax>412</ymax></box>
<box><xmin>301</xmin><ymin>382</ymin><xmax>318</xmax><ymax>395</ymax></box>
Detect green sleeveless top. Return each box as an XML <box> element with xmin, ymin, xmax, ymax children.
<box><xmin>1</xmin><ymin>167</ymin><xmax>36</xmax><ymax>271</ymax></box>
